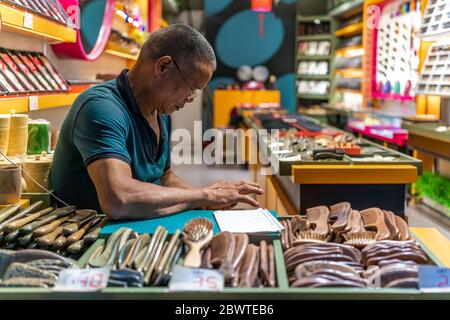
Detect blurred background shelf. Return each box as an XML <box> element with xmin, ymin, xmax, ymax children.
<box><xmin>0</xmin><ymin>3</ymin><xmax>76</xmax><ymax>43</ymax></box>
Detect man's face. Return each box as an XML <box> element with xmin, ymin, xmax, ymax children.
<box><xmin>157</xmin><ymin>58</ymin><xmax>213</xmax><ymax>115</ymax></box>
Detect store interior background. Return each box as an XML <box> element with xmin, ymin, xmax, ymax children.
<box><xmin>0</xmin><ymin>0</ymin><xmax>448</xmax><ymax>239</ymax></box>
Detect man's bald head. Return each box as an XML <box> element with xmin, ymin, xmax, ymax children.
<box><xmin>138</xmin><ymin>24</ymin><xmax>216</xmax><ymax>72</ymax></box>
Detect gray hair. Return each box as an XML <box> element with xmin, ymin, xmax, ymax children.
<box><xmin>139</xmin><ymin>24</ymin><xmax>216</xmax><ymax>71</ymax></box>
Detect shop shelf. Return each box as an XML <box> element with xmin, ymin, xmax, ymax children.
<box><xmin>335</xmin><ymin>68</ymin><xmax>363</xmax><ymax>78</ymax></box>
<box><xmin>297</xmin><ymin>74</ymin><xmax>331</xmax><ymax>80</ymax></box>
<box><xmin>0</xmin><ymin>3</ymin><xmax>76</xmax><ymax>43</ymax></box>
<box><xmin>335</xmin><ymin>22</ymin><xmax>363</xmax><ymax>37</ymax></box>
<box><xmin>335</xmin><ymin>45</ymin><xmax>364</xmax><ymax>57</ymax></box>
<box><xmin>297</xmin><ymin>94</ymin><xmax>329</xmax><ymax>100</ymax></box>
<box><xmin>296</xmin><ymin>55</ymin><xmax>332</xmax><ymax>60</ymax></box>
<box><xmin>104</xmin><ymin>43</ymin><xmax>139</xmax><ymax>61</ymax></box>
<box><xmin>296</xmin><ymin>15</ymin><xmax>331</xmax><ymax>22</ymax></box>
<box><xmin>329</xmin><ymin>0</ymin><xmax>364</xmax><ymax>18</ymax></box>
<box><xmin>335</xmin><ymin>88</ymin><xmax>362</xmax><ymax>94</ymax></box>
<box><xmin>0</xmin><ymin>85</ymin><xmax>90</xmax><ymax>113</ymax></box>
<box><xmin>297</xmin><ymin>34</ymin><xmax>332</xmax><ymax>41</ymax></box>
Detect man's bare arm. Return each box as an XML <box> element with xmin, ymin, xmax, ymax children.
<box><xmin>87</xmin><ymin>158</ymin><xmax>259</xmax><ymax>220</ymax></box>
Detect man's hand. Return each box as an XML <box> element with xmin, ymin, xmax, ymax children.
<box><xmin>202</xmin><ymin>180</ymin><xmax>264</xmax><ymax>209</ymax></box>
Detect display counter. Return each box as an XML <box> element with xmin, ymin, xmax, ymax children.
<box><xmin>0</xmin><ymin>209</ymin><xmax>448</xmax><ymax>300</ymax></box>
<box><xmin>402</xmin><ymin>122</ymin><xmax>450</xmax><ymax>160</ymax></box>
<box><xmin>241</xmin><ymin>111</ymin><xmax>421</xmax><ymax>215</ymax></box>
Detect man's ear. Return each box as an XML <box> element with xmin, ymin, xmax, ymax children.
<box><xmin>154</xmin><ymin>56</ymin><xmax>172</xmax><ymax>79</ymax></box>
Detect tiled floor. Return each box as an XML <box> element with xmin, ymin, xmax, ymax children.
<box><xmin>172</xmin><ymin>162</ymin><xmax>450</xmax><ymax>240</ymax></box>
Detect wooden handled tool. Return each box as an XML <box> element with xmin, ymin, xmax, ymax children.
<box><xmin>37</xmin><ymin>225</ymin><xmax>66</xmax><ymax>247</ymax></box>
<box><xmin>53</xmin><ymin>235</ymin><xmax>67</xmax><ymax>250</ymax></box>
<box><xmin>20</xmin><ymin>206</ymin><xmax>75</xmax><ymax>234</ymax></box>
<box><xmin>33</xmin><ymin>216</ymin><xmax>71</xmax><ymax>237</ymax></box>
<box><xmin>66</xmin><ymin>217</ymin><xmax>102</xmax><ymax>246</ymax></box>
<box><xmin>63</xmin><ymin>210</ymin><xmax>97</xmax><ymax>236</ymax></box>
<box><xmin>89</xmin><ymin>228</ymin><xmax>128</xmax><ymax>268</ymax></box>
<box><xmin>18</xmin><ymin>233</ymin><xmax>34</xmax><ymax>246</ymax></box>
<box><xmin>0</xmin><ymin>203</ymin><xmax>21</xmax><ymax>224</ymax></box>
<box><xmin>4</xmin><ymin>207</ymin><xmax>53</xmax><ymax>233</ymax></box>
<box><xmin>0</xmin><ymin>201</ymin><xmax>43</xmax><ymax>231</ymax></box>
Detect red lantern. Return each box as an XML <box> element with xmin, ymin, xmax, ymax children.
<box><xmin>251</xmin><ymin>0</ymin><xmax>272</xmax><ymax>12</ymax></box>
<box><xmin>251</xmin><ymin>0</ymin><xmax>272</xmax><ymax>38</ymax></box>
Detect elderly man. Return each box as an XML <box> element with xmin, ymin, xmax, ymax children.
<box><xmin>51</xmin><ymin>24</ymin><xmax>263</xmax><ymax>220</ymax></box>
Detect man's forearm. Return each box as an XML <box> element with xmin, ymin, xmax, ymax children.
<box><xmin>102</xmin><ymin>177</ymin><xmax>207</xmax><ymax>220</ymax></box>
<box><xmin>161</xmin><ymin>170</ymin><xmax>195</xmax><ymax>189</ymax></box>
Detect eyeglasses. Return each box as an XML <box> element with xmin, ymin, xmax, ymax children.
<box><xmin>172</xmin><ymin>59</ymin><xmax>198</xmax><ymax>101</ymax></box>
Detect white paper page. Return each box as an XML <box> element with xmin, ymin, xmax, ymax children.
<box><xmin>214</xmin><ymin>209</ymin><xmax>282</xmax><ymax>233</ymax></box>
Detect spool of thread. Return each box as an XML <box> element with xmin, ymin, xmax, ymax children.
<box><xmin>27</xmin><ymin>119</ymin><xmax>50</xmax><ymax>155</ymax></box>
<box><xmin>23</xmin><ymin>152</ymin><xmax>52</xmax><ymax>193</ymax></box>
<box><xmin>0</xmin><ymin>166</ymin><xmax>22</xmax><ymax>204</ymax></box>
<box><xmin>0</xmin><ymin>115</ymin><xmax>10</xmax><ymax>157</ymax></box>
<box><xmin>7</xmin><ymin>112</ymin><xmax>29</xmax><ymax>157</ymax></box>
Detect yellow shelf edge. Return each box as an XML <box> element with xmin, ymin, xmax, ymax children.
<box><xmin>335</xmin><ymin>68</ymin><xmax>364</xmax><ymax>78</ymax></box>
<box><xmin>335</xmin><ymin>22</ymin><xmax>363</xmax><ymax>37</ymax></box>
<box><xmin>0</xmin><ymin>3</ymin><xmax>76</xmax><ymax>43</ymax></box>
<box><xmin>104</xmin><ymin>49</ymin><xmax>138</xmax><ymax>61</ymax></box>
<box><xmin>410</xmin><ymin>227</ymin><xmax>450</xmax><ymax>267</ymax></box>
<box><xmin>335</xmin><ymin>45</ymin><xmax>364</xmax><ymax>57</ymax></box>
<box><xmin>291</xmin><ymin>164</ymin><xmax>418</xmax><ymax>184</ymax></box>
<box><xmin>0</xmin><ymin>92</ymin><xmax>79</xmax><ymax>113</ymax></box>
<box><xmin>335</xmin><ymin>88</ymin><xmax>362</xmax><ymax>94</ymax></box>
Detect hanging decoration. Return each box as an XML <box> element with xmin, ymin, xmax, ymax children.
<box><xmin>251</xmin><ymin>0</ymin><xmax>273</xmax><ymax>38</ymax></box>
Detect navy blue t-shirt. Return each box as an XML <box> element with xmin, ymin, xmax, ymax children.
<box><xmin>51</xmin><ymin>70</ymin><xmax>171</xmax><ymax>212</ymax></box>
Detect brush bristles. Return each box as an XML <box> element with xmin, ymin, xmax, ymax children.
<box><xmin>292</xmin><ymin>231</ymin><xmax>328</xmax><ymax>245</ymax></box>
<box><xmin>343</xmin><ymin>231</ymin><xmax>378</xmax><ymax>248</ymax></box>
<box><xmin>183</xmin><ymin>218</ymin><xmax>213</xmax><ymax>242</ymax></box>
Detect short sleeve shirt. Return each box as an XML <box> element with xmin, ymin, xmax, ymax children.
<box><xmin>51</xmin><ymin>70</ymin><xmax>171</xmax><ymax>212</ymax></box>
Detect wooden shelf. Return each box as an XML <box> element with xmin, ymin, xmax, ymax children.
<box><xmin>335</xmin><ymin>22</ymin><xmax>363</xmax><ymax>37</ymax></box>
<box><xmin>297</xmin><ymin>55</ymin><xmax>331</xmax><ymax>61</ymax></box>
<box><xmin>297</xmin><ymin>94</ymin><xmax>329</xmax><ymax>100</ymax></box>
<box><xmin>297</xmin><ymin>74</ymin><xmax>331</xmax><ymax>80</ymax></box>
<box><xmin>297</xmin><ymin>35</ymin><xmax>332</xmax><ymax>41</ymax></box>
<box><xmin>105</xmin><ymin>49</ymin><xmax>138</xmax><ymax>61</ymax></box>
<box><xmin>335</xmin><ymin>88</ymin><xmax>362</xmax><ymax>94</ymax></box>
<box><xmin>105</xmin><ymin>43</ymin><xmax>138</xmax><ymax>61</ymax></box>
<box><xmin>329</xmin><ymin>0</ymin><xmax>364</xmax><ymax>18</ymax></box>
<box><xmin>335</xmin><ymin>45</ymin><xmax>364</xmax><ymax>57</ymax></box>
<box><xmin>0</xmin><ymin>3</ymin><xmax>76</xmax><ymax>43</ymax></box>
<box><xmin>297</xmin><ymin>15</ymin><xmax>331</xmax><ymax>22</ymax></box>
<box><xmin>335</xmin><ymin>68</ymin><xmax>363</xmax><ymax>78</ymax></box>
<box><xmin>0</xmin><ymin>89</ymin><xmax>83</xmax><ymax>113</ymax></box>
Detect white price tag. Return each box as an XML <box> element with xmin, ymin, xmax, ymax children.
<box><xmin>53</xmin><ymin>267</ymin><xmax>110</xmax><ymax>292</ymax></box>
<box><xmin>29</xmin><ymin>96</ymin><xmax>38</xmax><ymax>111</ymax></box>
<box><xmin>169</xmin><ymin>265</ymin><xmax>224</xmax><ymax>292</ymax></box>
<box><xmin>23</xmin><ymin>12</ymin><xmax>33</xmax><ymax>29</ymax></box>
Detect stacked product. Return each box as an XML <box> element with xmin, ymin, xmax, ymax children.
<box><xmin>0</xmin><ymin>0</ymin><xmax>74</xmax><ymax>27</ymax></box>
<box><xmin>0</xmin><ymin>49</ymin><xmax>68</xmax><ymax>95</ymax></box>
<box><xmin>0</xmin><ymin>248</ymin><xmax>77</xmax><ymax>288</ymax></box>
<box><xmin>281</xmin><ymin>202</ymin><xmax>428</xmax><ymax>288</ymax></box>
<box><xmin>107</xmin><ymin>29</ymin><xmax>142</xmax><ymax>56</ymax></box>
<box><xmin>86</xmin><ymin>227</ymin><xmax>181</xmax><ymax>288</ymax></box>
<box><xmin>0</xmin><ymin>202</ymin><xmax>107</xmax><ymax>258</ymax></box>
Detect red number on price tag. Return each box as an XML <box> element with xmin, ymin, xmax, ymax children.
<box><xmin>438</xmin><ymin>275</ymin><xmax>448</xmax><ymax>287</ymax></box>
<box><xmin>207</xmin><ymin>276</ymin><xmax>218</xmax><ymax>290</ymax></box>
<box><xmin>90</xmin><ymin>274</ymin><xmax>103</xmax><ymax>289</ymax></box>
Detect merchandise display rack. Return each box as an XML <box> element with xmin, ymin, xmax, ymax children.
<box><xmin>0</xmin><ymin>2</ymin><xmax>76</xmax><ymax>43</ymax></box>
<box><xmin>418</xmin><ymin>0</ymin><xmax>450</xmax><ymax>41</ymax></box>
<box><xmin>295</xmin><ymin>15</ymin><xmax>336</xmax><ymax>105</ymax></box>
<box><xmin>330</xmin><ymin>1</ymin><xmax>364</xmax><ymax>113</ymax></box>
<box><xmin>416</xmin><ymin>42</ymin><xmax>450</xmax><ymax>97</ymax></box>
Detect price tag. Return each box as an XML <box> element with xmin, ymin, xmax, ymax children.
<box><xmin>53</xmin><ymin>267</ymin><xmax>110</xmax><ymax>292</ymax></box>
<box><xmin>419</xmin><ymin>266</ymin><xmax>450</xmax><ymax>292</ymax></box>
<box><xmin>23</xmin><ymin>12</ymin><xmax>33</xmax><ymax>29</ymax></box>
<box><xmin>29</xmin><ymin>96</ymin><xmax>38</xmax><ymax>111</ymax></box>
<box><xmin>169</xmin><ymin>265</ymin><xmax>224</xmax><ymax>292</ymax></box>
